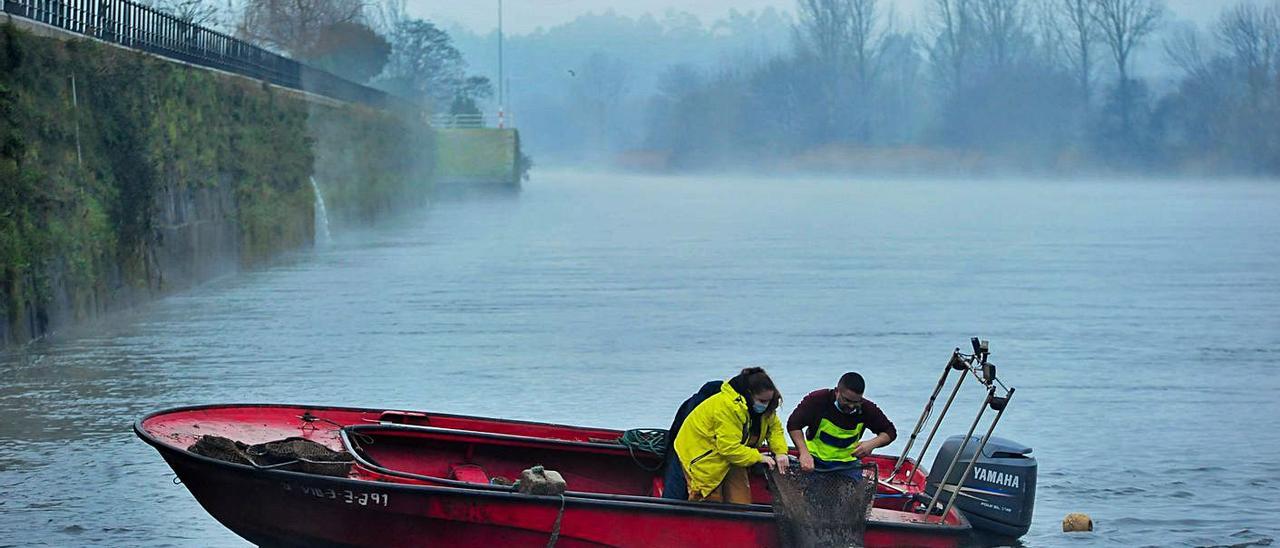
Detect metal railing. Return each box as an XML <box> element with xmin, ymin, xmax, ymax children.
<box><xmin>428</xmin><ymin>113</ymin><xmax>518</xmax><ymax>129</ymax></box>
<box><xmin>2</xmin><ymin>0</ymin><xmax>399</xmax><ymax>108</ymax></box>
<box><xmin>429</xmin><ymin>113</ymin><xmax>486</xmax><ymax>128</ymax></box>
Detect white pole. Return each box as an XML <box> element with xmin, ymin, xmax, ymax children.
<box><xmin>498</xmin><ymin>0</ymin><xmax>504</xmax><ymax>128</ymax></box>
<box><xmin>71</xmin><ymin>74</ymin><xmax>82</xmax><ymax>168</ymax></box>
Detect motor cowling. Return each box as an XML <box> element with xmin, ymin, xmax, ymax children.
<box><xmin>926</xmin><ymin>435</ymin><xmax>1036</xmax><ymax>539</ymax></box>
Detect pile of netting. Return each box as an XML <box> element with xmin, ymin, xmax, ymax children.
<box><xmin>766</xmin><ymin>465</ymin><xmax>878</xmax><ymax>548</ymax></box>
<box><xmin>189</xmin><ymin>435</ymin><xmax>354</xmax><ymax>477</ymax></box>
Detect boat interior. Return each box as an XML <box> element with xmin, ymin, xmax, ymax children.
<box><xmin>341</xmin><ymin>422</ymin><xmax>958</xmax><ymax>526</ymax></box>
<box><xmin>137</xmin><ymin>405</ymin><xmax>968</xmax><ymax>527</ymax></box>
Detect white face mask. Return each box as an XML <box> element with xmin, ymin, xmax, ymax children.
<box><xmin>834</xmin><ymin>400</ymin><xmax>860</xmax><ymax>414</ymax></box>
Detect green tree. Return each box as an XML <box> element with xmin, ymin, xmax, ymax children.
<box><xmin>379</xmin><ymin>20</ymin><xmax>464</xmax><ymax>107</ymax></box>
<box><xmin>448</xmin><ymin>76</ymin><xmax>494</xmax><ymax>117</ymax></box>
<box><xmin>237</xmin><ymin>0</ymin><xmax>364</xmax><ymax>57</ymax></box>
<box><xmin>304</xmin><ymin>22</ymin><xmax>391</xmax><ymax>84</ymax></box>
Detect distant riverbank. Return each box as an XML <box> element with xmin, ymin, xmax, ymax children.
<box><xmin>610</xmin><ymin>143</ymin><xmax>1280</xmax><ymax>179</ymax></box>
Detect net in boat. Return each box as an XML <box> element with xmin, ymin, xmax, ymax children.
<box><xmin>189</xmin><ymin>435</ymin><xmax>353</xmax><ymax>477</ymax></box>
<box><xmin>766</xmin><ymin>464</ymin><xmax>877</xmax><ymax>548</ymax></box>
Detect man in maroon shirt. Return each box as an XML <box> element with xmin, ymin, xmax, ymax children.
<box><xmin>786</xmin><ymin>372</ymin><xmax>897</xmax><ymax>473</ymax></box>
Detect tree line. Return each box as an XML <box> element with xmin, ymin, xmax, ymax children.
<box><xmin>444</xmin><ymin>9</ymin><xmax>794</xmax><ymax>163</ymax></box>
<box><xmin>643</xmin><ymin>0</ymin><xmax>1280</xmax><ymax>175</ymax></box>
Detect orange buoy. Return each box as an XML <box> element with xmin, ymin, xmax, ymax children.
<box><xmin>1063</xmin><ymin>513</ymin><xmax>1093</xmax><ymax>532</ymax></box>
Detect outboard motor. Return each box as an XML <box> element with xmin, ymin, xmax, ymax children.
<box><xmin>926</xmin><ymin>435</ymin><xmax>1036</xmax><ymax>538</ymax></box>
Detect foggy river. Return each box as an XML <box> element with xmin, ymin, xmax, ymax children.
<box><xmin>2</xmin><ymin>172</ymin><xmax>1278</xmax><ymax>547</ymax></box>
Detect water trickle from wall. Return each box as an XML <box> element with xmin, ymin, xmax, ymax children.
<box><xmin>310</xmin><ymin>176</ymin><xmax>332</xmax><ymax>245</ymax></box>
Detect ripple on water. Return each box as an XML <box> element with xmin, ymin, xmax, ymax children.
<box><xmin>1042</xmin><ymin>483</ymin><xmax>1150</xmax><ymax>497</ymax></box>
<box><xmin>1191</xmin><ymin>529</ymin><xmax>1275</xmax><ymax>548</ymax></box>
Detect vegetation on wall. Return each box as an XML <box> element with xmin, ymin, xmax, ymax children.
<box><xmin>1</xmin><ymin>24</ymin><xmax>118</xmax><ymax>340</ymax></box>
<box><xmin>0</xmin><ymin>23</ymin><xmax>430</xmax><ymax>345</ymax></box>
<box><xmin>309</xmin><ymin>101</ymin><xmax>435</xmax><ymax>225</ymax></box>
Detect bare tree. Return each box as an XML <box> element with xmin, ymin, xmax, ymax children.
<box><xmin>848</xmin><ymin>0</ymin><xmax>888</xmax><ymax>141</ymax></box>
<box><xmin>1163</xmin><ymin>22</ymin><xmax>1211</xmax><ymax>83</ymax></box>
<box><xmin>875</xmin><ymin>32</ymin><xmax>925</xmax><ymax>143</ymax></box>
<box><xmin>796</xmin><ymin>0</ymin><xmax>887</xmax><ymax>75</ymax></box>
<box><xmin>928</xmin><ymin>0</ymin><xmax>976</xmax><ymax>91</ymax></box>
<box><xmin>1091</xmin><ymin>0</ymin><xmax>1164</xmax><ymax>130</ymax></box>
<box><xmin>367</xmin><ymin>0</ymin><xmax>407</xmax><ymax>37</ymax></box>
<box><xmin>1042</xmin><ymin>0</ymin><xmax>1102</xmax><ymax>107</ymax></box>
<box><xmin>148</xmin><ymin>0</ymin><xmax>221</xmax><ymax>27</ymax></box>
<box><xmin>796</xmin><ymin>0</ymin><xmax>853</xmax><ymax>65</ymax></box>
<box><xmin>1091</xmin><ymin>0</ymin><xmax>1164</xmax><ymax>85</ymax></box>
<box><xmin>972</xmin><ymin>0</ymin><xmax>1028</xmax><ymax>68</ymax></box>
<box><xmin>794</xmin><ymin>0</ymin><xmax>888</xmax><ymax>142</ymax></box>
<box><xmin>848</xmin><ymin>0</ymin><xmax>886</xmax><ymax>87</ymax></box>
<box><xmin>237</xmin><ymin>0</ymin><xmax>365</xmax><ymax>57</ymax></box>
<box><xmin>1216</xmin><ymin>1</ymin><xmax>1280</xmax><ymax>99</ymax></box>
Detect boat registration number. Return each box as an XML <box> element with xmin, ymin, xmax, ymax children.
<box><xmin>282</xmin><ymin>482</ymin><xmax>390</xmax><ymax>507</ymax></box>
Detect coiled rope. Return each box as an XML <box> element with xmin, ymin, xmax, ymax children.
<box><xmin>617</xmin><ymin>429</ymin><xmax>667</xmax><ymax>472</ymax></box>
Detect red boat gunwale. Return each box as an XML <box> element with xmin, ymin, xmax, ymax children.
<box><xmin>134</xmin><ymin>403</ymin><xmax>972</xmax><ymax>546</ymax></box>
<box><xmin>337</xmin><ymin>422</ymin><xmax>971</xmax><ymax>533</ymax></box>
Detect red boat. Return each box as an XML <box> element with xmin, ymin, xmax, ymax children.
<box><xmin>136</xmin><ymin>403</ymin><xmax>970</xmax><ymax>547</ymax></box>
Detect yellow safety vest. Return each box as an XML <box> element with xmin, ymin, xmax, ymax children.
<box><xmin>805</xmin><ymin>417</ymin><xmax>865</xmax><ymax>463</ymax></box>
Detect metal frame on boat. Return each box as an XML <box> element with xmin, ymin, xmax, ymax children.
<box><xmin>889</xmin><ymin>338</ymin><xmax>1032</xmax><ymax>537</ymax></box>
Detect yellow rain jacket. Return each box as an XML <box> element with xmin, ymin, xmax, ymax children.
<box><xmin>673</xmin><ymin>381</ymin><xmax>789</xmax><ymax>498</ymax></box>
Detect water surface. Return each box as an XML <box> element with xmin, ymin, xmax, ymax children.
<box><xmin>2</xmin><ymin>172</ymin><xmax>1278</xmax><ymax>547</ymax></box>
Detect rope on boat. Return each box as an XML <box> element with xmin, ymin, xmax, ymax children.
<box><xmin>546</xmin><ymin>493</ymin><xmax>566</xmax><ymax>548</ymax></box>
<box><xmin>617</xmin><ymin>429</ymin><xmax>667</xmax><ymax>472</ymax></box>
<box><xmin>299</xmin><ymin>411</ymin><xmax>345</xmax><ymax>430</ymax></box>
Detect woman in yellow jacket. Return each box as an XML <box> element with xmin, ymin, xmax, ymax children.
<box><xmin>673</xmin><ymin>367</ymin><xmax>791</xmax><ymax>504</ymax></box>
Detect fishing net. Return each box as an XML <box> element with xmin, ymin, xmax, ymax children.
<box><xmin>189</xmin><ymin>435</ymin><xmax>254</xmax><ymax>466</ymax></box>
<box><xmin>767</xmin><ymin>465</ymin><xmax>878</xmax><ymax>548</ymax></box>
<box><xmin>189</xmin><ymin>435</ymin><xmax>354</xmax><ymax>477</ymax></box>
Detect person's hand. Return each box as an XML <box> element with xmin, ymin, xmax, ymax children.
<box><xmin>852</xmin><ymin>444</ymin><xmax>874</xmax><ymax>459</ymax></box>
<box><xmin>760</xmin><ymin>455</ymin><xmax>777</xmax><ymax>470</ymax></box>
<box><xmin>775</xmin><ymin>454</ymin><xmax>791</xmax><ymax>473</ymax></box>
<box><xmin>799</xmin><ymin>452</ymin><xmax>815</xmax><ymax>472</ymax></box>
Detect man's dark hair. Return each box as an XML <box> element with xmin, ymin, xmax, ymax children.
<box><xmin>838</xmin><ymin>372</ymin><xmax>865</xmax><ymax>394</ymax></box>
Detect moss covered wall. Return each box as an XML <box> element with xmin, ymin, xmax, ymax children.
<box><xmin>433</xmin><ymin>128</ymin><xmax>522</xmax><ymax>184</ymax></box>
<box><xmin>0</xmin><ymin>23</ymin><xmax>433</xmax><ymax>347</ymax></box>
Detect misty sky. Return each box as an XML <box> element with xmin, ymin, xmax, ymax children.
<box><xmin>410</xmin><ymin>0</ymin><xmax>1223</xmax><ymax>35</ymax></box>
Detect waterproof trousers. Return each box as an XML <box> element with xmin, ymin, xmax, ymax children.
<box><xmin>686</xmin><ymin>465</ymin><xmax>752</xmax><ymax>505</ymax></box>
